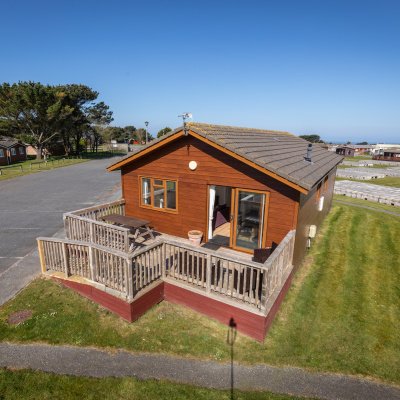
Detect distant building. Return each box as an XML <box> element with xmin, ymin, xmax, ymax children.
<box><xmin>0</xmin><ymin>140</ymin><xmax>28</xmax><ymax>165</ymax></box>
<box><xmin>373</xmin><ymin>148</ymin><xmax>400</xmax><ymax>162</ymax></box>
<box><xmin>336</xmin><ymin>146</ymin><xmax>355</xmax><ymax>157</ymax></box>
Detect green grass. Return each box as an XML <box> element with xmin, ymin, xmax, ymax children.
<box><xmin>1</xmin><ymin>203</ymin><xmax>399</xmax><ymax>385</ymax></box>
<box><xmin>335</xmin><ymin>176</ymin><xmax>400</xmax><ymax>188</ymax></box>
<box><xmin>0</xmin><ymin>152</ymin><xmax>125</xmax><ymax>182</ymax></box>
<box><xmin>344</xmin><ymin>156</ymin><xmax>372</xmax><ymax>161</ymax></box>
<box><xmin>0</xmin><ymin>369</ymin><xmax>312</xmax><ymax>400</ymax></box>
<box><xmin>333</xmin><ymin>194</ymin><xmax>400</xmax><ymax>213</ymax></box>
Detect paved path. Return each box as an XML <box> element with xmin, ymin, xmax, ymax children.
<box><xmin>1</xmin><ymin>343</ymin><xmax>399</xmax><ymax>400</ymax></box>
<box><xmin>0</xmin><ymin>157</ymin><xmax>122</xmax><ymax>306</ymax></box>
<box><xmin>333</xmin><ymin>200</ymin><xmax>400</xmax><ymax>216</ymax></box>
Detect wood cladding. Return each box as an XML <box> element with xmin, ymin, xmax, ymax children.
<box><xmin>121</xmin><ymin>136</ymin><xmax>299</xmax><ymax>250</ymax></box>
<box><xmin>293</xmin><ymin>168</ymin><xmax>336</xmax><ymax>270</ymax></box>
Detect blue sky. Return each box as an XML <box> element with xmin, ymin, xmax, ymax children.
<box><xmin>1</xmin><ymin>0</ymin><xmax>399</xmax><ymax>143</ymax></box>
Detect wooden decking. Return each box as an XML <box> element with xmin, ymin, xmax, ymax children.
<box><xmin>37</xmin><ymin>199</ymin><xmax>296</xmax><ymax>341</ymax></box>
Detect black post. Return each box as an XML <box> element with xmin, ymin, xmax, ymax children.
<box><xmin>227</xmin><ymin>317</ymin><xmax>237</xmax><ymax>400</ymax></box>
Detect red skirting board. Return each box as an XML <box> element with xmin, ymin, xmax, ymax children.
<box><xmin>51</xmin><ymin>268</ymin><xmax>293</xmax><ymax>342</ymax></box>
<box><xmin>51</xmin><ymin>277</ymin><xmax>164</xmax><ymax>323</ymax></box>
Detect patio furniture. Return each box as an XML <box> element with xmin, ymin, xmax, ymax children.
<box><xmin>99</xmin><ymin>213</ymin><xmax>156</xmax><ymax>251</ymax></box>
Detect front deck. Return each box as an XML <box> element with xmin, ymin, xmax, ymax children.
<box><xmin>38</xmin><ymin>200</ymin><xmax>295</xmax><ymax>341</ymax></box>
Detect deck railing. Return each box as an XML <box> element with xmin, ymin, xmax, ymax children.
<box><xmin>64</xmin><ymin>200</ymin><xmax>129</xmax><ymax>253</ymax></box>
<box><xmin>70</xmin><ymin>199</ymin><xmax>125</xmax><ymax>221</ymax></box>
<box><xmin>38</xmin><ymin>230</ymin><xmax>295</xmax><ymax>315</ymax></box>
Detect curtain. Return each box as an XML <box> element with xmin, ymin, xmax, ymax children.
<box><xmin>208</xmin><ymin>185</ymin><xmax>216</xmax><ymax>239</ymax></box>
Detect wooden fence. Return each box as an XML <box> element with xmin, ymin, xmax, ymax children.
<box><xmin>63</xmin><ymin>213</ymin><xmax>130</xmax><ymax>253</ymax></box>
<box><xmin>38</xmin><ymin>230</ymin><xmax>295</xmax><ymax>315</ymax></box>
<box><xmin>64</xmin><ymin>200</ymin><xmax>129</xmax><ymax>252</ymax></box>
<box><xmin>70</xmin><ymin>199</ymin><xmax>125</xmax><ymax>221</ymax></box>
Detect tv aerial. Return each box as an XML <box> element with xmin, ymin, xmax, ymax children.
<box><xmin>178</xmin><ymin>113</ymin><xmax>192</xmax><ymax>136</ymax></box>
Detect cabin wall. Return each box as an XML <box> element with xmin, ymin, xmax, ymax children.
<box><xmin>121</xmin><ymin>135</ymin><xmax>299</xmax><ymax>250</ymax></box>
<box><xmin>293</xmin><ymin>168</ymin><xmax>337</xmax><ymax>270</ymax></box>
<box><xmin>9</xmin><ymin>145</ymin><xmax>27</xmax><ymax>163</ymax></box>
<box><xmin>0</xmin><ymin>146</ymin><xmax>8</xmax><ymax>166</ymax></box>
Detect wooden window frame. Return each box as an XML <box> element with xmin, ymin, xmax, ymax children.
<box><xmin>230</xmin><ymin>188</ymin><xmax>270</xmax><ymax>254</ymax></box>
<box><xmin>139</xmin><ymin>176</ymin><xmax>178</xmax><ymax>214</ymax></box>
<box><xmin>0</xmin><ymin>149</ymin><xmax>4</xmax><ymax>157</ymax></box>
<box><xmin>19</xmin><ymin>147</ymin><xmax>24</xmax><ymax>155</ymax></box>
<box><xmin>11</xmin><ymin>147</ymin><xmax>16</xmax><ymax>156</ymax></box>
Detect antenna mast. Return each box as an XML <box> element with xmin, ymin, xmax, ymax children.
<box><xmin>178</xmin><ymin>113</ymin><xmax>192</xmax><ymax>136</ymax></box>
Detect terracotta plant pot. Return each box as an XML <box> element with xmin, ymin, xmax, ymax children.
<box><xmin>188</xmin><ymin>230</ymin><xmax>203</xmax><ymax>246</ymax></box>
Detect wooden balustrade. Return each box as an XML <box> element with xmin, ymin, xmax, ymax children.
<box><xmin>63</xmin><ymin>213</ymin><xmax>130</xmax><ymax>253</ymax></box>
<box><xmin>70</xmin><ymin>199</ymin><xmax>125</xmax><ymax>221</ymax></box>
<box><xmin>37</xmin><ymin>230</ymin><xmax>295</xmax><ymax>315</ymax></box>
<box><xmin>37</xmin><ymin>237</ymin><xmax>133</xmax><ymax>300</ymax></box>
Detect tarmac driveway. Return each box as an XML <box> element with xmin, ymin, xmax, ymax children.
<box><xmin>0</xmin><ymin>157</ymin><xmax>122</xmax><ymax>275</ymax></box>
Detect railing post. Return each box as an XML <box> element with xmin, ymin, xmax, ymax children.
<box><xmin>124</xmin><ymin>231</ymin><xmax>129</xmax><ymax>253</ymax></box>
<box><xmin>89</xmin><ymin>245</ymin><xmax>95</xmax><ymax>281</ymax></box>
<box><xmin>62</xmin><ymin>242</ymin><xmax>70</xmax><ymax>278</ymax></box>
<box><xmin>126</xmin><ymin>257</ymin><xmax>133</xmax><ymax>302</ymax></box>
<box><xmin>89</xmin><ymin>220</ymin><xmax>94</xmax><ymax>243</ymax></box>
<box><xmin>63</xmin><ymin>215</ymin><xmax>70</xmax><ymax>240</ymax></box>
<box><xmin>161</xmin><ymin>242</ymin><xmax>166</xmax><ymax>278</ymax></box>
<box><xmin>260</xmin><ymin>269</ymin><xmax>268</xmax><ymax>314</ymax></box>
<box><xmin>206</xmin><ymin>254</ymin><xmax>212</xmax><ymax>294</ymax></box>
<box><xmin>37</xmin><ymin>239</ymin><xmax>46</xmax><ymax>273</ymax></box>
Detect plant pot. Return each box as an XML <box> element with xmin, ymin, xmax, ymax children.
<box><xmin>188</xmin><ymin>230</ymin><xmax>203</xmax><ymax>246</ymax></box>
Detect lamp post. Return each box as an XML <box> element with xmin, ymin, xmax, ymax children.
<box><xmin>145</xmin><ymin>121</ymin><xmax>149</xmax><ymax>144</ymax></box>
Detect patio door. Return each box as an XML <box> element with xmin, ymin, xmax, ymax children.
<box><xmin>230</xmin><ymin>189</ymin><xmax>269</xmax><ymax>252</ymax></box>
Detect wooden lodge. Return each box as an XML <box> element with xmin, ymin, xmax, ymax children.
<box><xmin>37</xmin><ymin>123</ymin><xmax>342</xmax><ymax>341</ymax></box>
<box><xmin>0</xmin><ymin>140</ymin><xmax>28</xmax><ymax>166</ymax></box>
<box><xmin>373</xmin><ymin>148</ymin><xmax>400</xmax><ymax>162</ymax></box>
<box><xmin>336</xmin><ymin>146</ymin><xmax>355</xmax><ymax>157</ymax></box>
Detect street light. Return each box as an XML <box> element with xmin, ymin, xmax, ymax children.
<box><xmin>145</xmin><ymin>121</ymin><xmax>149</xmax><ymax>144</ymax></box>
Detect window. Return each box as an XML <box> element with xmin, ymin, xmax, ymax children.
<box><xmin>11</xmin><ymin>148</ymin><xmax>16</xmax><ymax>155</ymax></box>
<box><xmin>140</xmin><ymin>177</ymin><xmax>177</xmax><ymax>212</ymax></box>
<box><xmin>0</xmin><ymin>149</ymin><xmax>4</xmax><ymax>157</ymax></box>
<box><xmin>19</xmin><ymin>147</ymin><xmax>24</xmax><ymax>154</ymax></box>
<box><xmin>315</xmin><ymin>182</ymin><xmax>322</xmax><ymax>204</ymax></box>
<box><xmin>323</xmin><ymin>176</ymin><xmax>328</xmax><ymax>193</ymax></box>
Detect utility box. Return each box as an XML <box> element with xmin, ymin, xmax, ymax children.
<box><xmin>309</xmin><ymin>225</ymin><xmax>317</xmax><ymax>238</ymax></box>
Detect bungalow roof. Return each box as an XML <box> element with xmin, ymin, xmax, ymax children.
<box><xmin>107</xmin><ymin>123</ymin><xmax>343</xmax><ymax>192</ymax></box>
<box><xmin>0</xmin><ymin>140</ymin><xmax>27</xmax><ymax>148</ymax></box>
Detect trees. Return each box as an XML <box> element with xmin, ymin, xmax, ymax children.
<box><xmin>86</xmin><ymin>102</ymin><xmax>114</xmax><ymax>152</ymax></box>
<box><xmin>0</xmin><ymin>81</ymin><xmax>112</xmax><ymax>158</ymax></box>
<box><xmin>0</xmin><ymin>82</ymin><xmax>73</xmax><ymax>159</ymax></box>
<box><xmin>299</xmin><ymin>134</ymin><xmax>324</xmax><ymax>143</ymax></box>
<box><xmin>157</xmin><ymin>127</ymin><xmax>172</xmax><ymax>138</ymax></box>
<box><xmin>123</xmin><ymin>126</ymin><xmax>136</xmax><ymax>141</ymax></box>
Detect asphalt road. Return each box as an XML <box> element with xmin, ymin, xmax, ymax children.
<box><xmin>0</xmin><ymin>157</ymin><xmax>122</xmax><ymax>275</ymax></box>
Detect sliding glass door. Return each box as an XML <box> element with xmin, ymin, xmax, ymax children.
<box><xmin>231</xmin><ymin>189</ymin><xmax>268</xmax><ymax>252</ymax></box>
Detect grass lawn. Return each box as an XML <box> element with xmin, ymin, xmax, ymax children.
<box><xmin>0</xmin><ymin>369</ymin><xmax>313</xmax><ymax>400</ymax></box>
<box><xmin>343</xmin><ymin>156</ymin><xmax>372</xmax><ymax>161</ymax></box>
<box><xmin>0</xmin><ymin>152</ymin><xmax>125</xmax><ymax>182</ymax></box>
<box><xmin>1</xmin><ymin>203</ymin><xmax>399</xmax><ymax>385</ymax></box>
<box><xmin>335</xmin><ymin>176</ymin><xmax>400</xmax><ymax>188</ymax></box>
<box><xmin>333</xmin><ymin>194</ymin><xmax>400</xmax><ymax>213</ymax></box>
